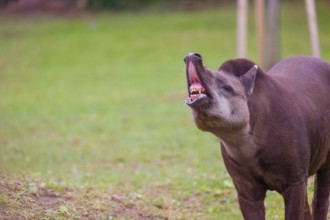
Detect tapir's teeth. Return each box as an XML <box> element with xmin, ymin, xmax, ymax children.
<box><xmin>189</xmin><ymin>87</ymin><xmax>205</xmax><ymax>95</ymax></box>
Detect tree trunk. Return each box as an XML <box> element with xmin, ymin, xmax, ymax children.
<box><xmin>254</xmin><ymin>0</ymin><xmax>266</xmax><ymax>69</ymax></box>
<box><xmin>305</xmin><ymin>0</ymin><xmax>320</xmax><ymax>57</ymax></box>
<box><xmin>265</xmin><ymin>0</ymin><xmax>280</xmax><ymax>69</ymax></box>
<box><xmin>237</xmin><ymin>0</ymin><xmax>248</xmax><ymax>58</ymax></box>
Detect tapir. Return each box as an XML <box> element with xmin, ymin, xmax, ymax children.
<box><xmin>184</xmin><ymin>53</ymin><xmax>330</xmax><ymax>220</ymax></box>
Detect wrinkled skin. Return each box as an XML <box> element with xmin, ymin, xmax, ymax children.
<box><xmin>184</xmin><ymin>53</ymin><xmax>330</xmax><ymax>220</ymax></box>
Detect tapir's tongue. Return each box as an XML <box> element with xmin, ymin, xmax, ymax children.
<box><xmin>188</xmin><ymin>61</ymin><xmax>205</xmax><ymax>92</ymax></box>
<box><xmin>188</xmin><ymin>61</ymin><xmax>201</xmax><ymax>84</ymax></box>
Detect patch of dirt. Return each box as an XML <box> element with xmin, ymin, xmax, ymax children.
<box><xmin>0</xmin><ymin>173</ymin><xmax>215</xmax><ymax>219</ymax></box>
<box><xmin>0</xmin><ymin>180</ymin><xmax>71</xmax><ymax>219</ymax></box>
<box><xmin>0</xmin><ymin>176</ymin><xmax>173</xmax><ymax>219</ymax></box>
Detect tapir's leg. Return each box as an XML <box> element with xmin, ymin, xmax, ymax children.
<box><xmin>237</xmin><ymin>192</ymin><xmax>266</xmax><ymax>220</ymax></box>
<box><xmin>282</xmin><ymin>182</ymin><xmax>307</xmax><ymax>220</ymax></box>
<box><xmin>312</xmin><ymin>169</ymin><xmax>330</xmax><ymax>220</ymax></box>
<box><xmin>304</xmin><ymin>194</ymin><xmax>312</xmax><ymax>220</ymax></box>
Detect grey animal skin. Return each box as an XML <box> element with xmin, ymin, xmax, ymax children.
<box><xmin>184</xmin><ymin>53</ymin><xmax>330</xmax><ymax>220</ymax></box>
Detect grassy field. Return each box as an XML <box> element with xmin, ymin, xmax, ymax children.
<box><xmin>1</xmin><ymin>2</ymin><xmax>330</xmax><ymax>219</ymax></box>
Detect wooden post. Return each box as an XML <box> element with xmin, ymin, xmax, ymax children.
<box><xmin>265</xmin><ymin>0</ymin><xmax>280</xmax><ymax>69</ymax></box>
<box><xmin>254</xmin><ymin>0</ymin><xmax>266</xmax><ymax>69</ymax></box>
<box><xmin>237</xmin><ymin>0</ymin><xmax>248</xmax><ymax>58</ymax></box>
<box><xmin>305</xmin><ymin>0</ymin><xmax>320</xmax><ymax>57</ymax></box>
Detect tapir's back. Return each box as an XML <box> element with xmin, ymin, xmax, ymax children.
<box><xmin>267</xmin><ymin>56</ymin><xmax>330</xmax><ymax>109</ymax></box>
<box><xmin>268</xmin><ymin>56</ymin><xmax>330</xmax><ymax>87</ymax></box>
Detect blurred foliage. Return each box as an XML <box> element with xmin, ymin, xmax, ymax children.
<box><xmin>2</xmin><ymin>0</ymin><xmax>324</xmax><ymax>12</ymax></box>
<box><xmin>1</xmin><ymin>0</ymin><xmax>234</xmax><ymax>11</ymax></box>
<box><xmin>86</xmin><ymin>0</ymin><xmax>234</xmax><ymax>10</ymax></box>
<box><xmin>82</xmin><ymin>0</ymin><xmax>314</xmax><ymax>11</ymax></box>
<box><xmin>87</xmin><ymin>0</ymin><xmax>155</xmax><ymax>10</ymax></box>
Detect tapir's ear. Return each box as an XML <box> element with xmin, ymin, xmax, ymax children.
<box><xmin>240</xmin><ymin>65</ymin><xmax>258</xmax><ymax>95</ymax></box>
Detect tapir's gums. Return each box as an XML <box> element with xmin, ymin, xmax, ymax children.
<box><xmin>184</xmin><ymin>53</ymin><xmax>330</xmax><ymax>220</ymax></box>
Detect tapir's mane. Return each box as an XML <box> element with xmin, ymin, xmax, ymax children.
<box><xmin>219</xmin><ymin>59</ymin><xmax>257</xmax><ymax>77</ymax></box>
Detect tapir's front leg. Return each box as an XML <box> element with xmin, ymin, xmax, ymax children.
<box><xmin>221</xmin><ymin>145</ymin><xmax>267</xmax><ymax>220</ymax></box>
<box><xmin>282</xmin><ymin>182</ymin><xmax>308</xmax><ymax>220</ymax></box>
<box><xmin>238</xmin><ymin>193</ymin><xmax>266</xmax><ymax>220</ymax></box>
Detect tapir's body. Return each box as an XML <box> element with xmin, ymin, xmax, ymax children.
<box><xmin>184</xmin><ymin>54</ymin><xmax>330</xmax><ymax>220</ymax></box>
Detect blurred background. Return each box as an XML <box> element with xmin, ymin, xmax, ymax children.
<box><xmin>1</xmin><ymin>0</ymin><xmax>235</xmax><ymax>12</ymax></box>
<box><xmin>1</xmin><ymin>0</ymin><xmax>330</xmax><ymax>219</ymax></box>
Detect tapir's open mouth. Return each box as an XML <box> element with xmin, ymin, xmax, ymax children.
<box><xmin>187</xmin><ymin>62</ymin><xmax>207</xmax><ymax>104</ymax></box>
<box><xmin>184</xmin><ymin>53</ymin><xmax>210</xmax><ymax>106</ymax></box>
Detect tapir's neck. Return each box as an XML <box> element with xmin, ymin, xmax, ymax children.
<box><xmin>212</xmin><ymin>124</ymin><xmax>253</xmax><ymax>148</ymax></box>
<box><xmin>212</xmin><ymin>125</ymin><xmax>258</xmax><ymax>162</ymax></box>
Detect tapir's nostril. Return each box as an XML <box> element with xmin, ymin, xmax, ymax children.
<box><xmin>184</xmin><ymin>52</ymin><xmax>203</xmax><ymax>63</ymax></box>
<box><xmin>193</xmin><ymin>53</ymin><xmax>202</xmax><ymax>60</ymax></box>
<box><xmin>188</xmin><ymin>52</ymin><xmax>202</xmax><ymax>60</ymax></box>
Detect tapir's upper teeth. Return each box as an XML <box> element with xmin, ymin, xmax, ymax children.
<box><xmin>190</xmin><ymin>88</ymin><xmax>198</xmax><ymax>93</ymax></box>
<box><xmin>190</xmin><ymin>88</ymin><xmax>204</xmax><ymax>93</ymax></box>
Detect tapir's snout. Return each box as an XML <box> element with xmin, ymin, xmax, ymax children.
<box><xmin>184</xmin><ymin>52</ymin><xmax>212</xmax><ymax>107</ymax></box>
<box><xmin>184</xmin><ymin>52</ymin><xmax>203</xmax><ymax>64</ymax></box>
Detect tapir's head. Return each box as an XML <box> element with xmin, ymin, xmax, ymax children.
<box><xmin>184</xmin><ymin>53</ymin><xmax>259</xmax><ymax>132</ymax></box>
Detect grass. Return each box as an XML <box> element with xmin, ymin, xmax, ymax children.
<box><xmin>1</xmin><ymin>1</ymin><xmax>330</xmax><ymax>219</ymax></box>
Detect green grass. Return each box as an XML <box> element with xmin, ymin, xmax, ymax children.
<box><xmin>1</xmin><ymin>1</ymin><xmax>330</xmax><ymax>219</ymax></box>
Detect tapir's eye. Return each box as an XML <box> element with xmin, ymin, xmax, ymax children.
<box><xmin>223</xmin><ymin>85</ymin><xmax>234</xmax><ymax>93</ymax></box>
